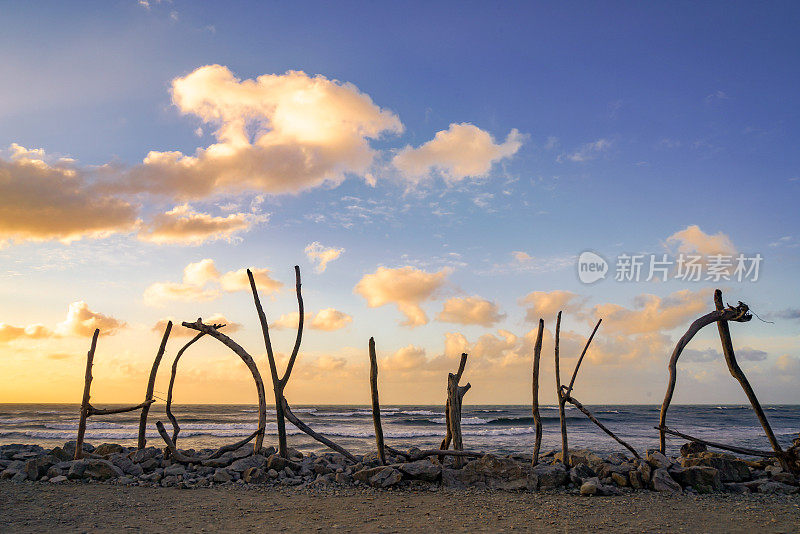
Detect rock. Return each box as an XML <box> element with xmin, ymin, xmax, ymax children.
<box><xmin>770</xmin><ymin>472</ymin><xmax>797</xmax><ymax>486</ymax></box>
<box><xmin>131</xmin><ymin>447</ymin><xmax>160</xmax><ymax>464</ymax></box>
<box><xmin>334</xmin><ymin>472</ymin><xmax>352</xmax><ymax>485</ymax></box>
<box><xmin>580</xmin><ymin>478</ymin><xmax>599</xmax><ymax>496</ymax></box>
<box><xmin>84</xmin><ymin>459</ymin><xmax>124</xmax><ymax>480</ymax></box>
<box><xmin>606</xmin><ymin>452</ymin><xmax>629</xmax><ymax>465</ymax></box>
<box><xmin>462</xmin><ymin>455</ymin><xmax>530</xmax><ymax>489</ymax></box>
<box><xmin>398</xmin><ymin>460</ymin><xmax>441</xmax><ymax>482</ymax></box>
<box><xmin>230</xmin><ymin>455</ymin><xmax>266</xmax><ymax>473</ymax></box>
<box><xmin>680</xmin><ymin>452</ymin><xmax>751</xmax><ymax>482</ymax></box>
<box><xmin>313</xmin><ymin>463</ymin><xmax>332</xmax><ymax>476</ymax></box>
<box><xmin>758</xmin><ymin>481</ymin><xmax>799</xmax><ymax>495</ymax></box>
<box><xmin>353</xmin><ymin>466</ymin><xmax>387</xmax><ymax>484</ymax></box>
<box><xmin>765</xmin><ymin>464</ymin><xmax>783</xmax><ymax>476</ymax></box>
<box><xmin>286</xmin><ymin>447</ymin><xmax>303</xmax><ymax>460</ymax></box>
<box><xmin>280</xmin><ymin>477</ymin><xmax>303</xmax><ymax>486</ymax></box>
<box><xmin>651</xmin><ymin>468</ymin><xmax>681</xmax><ymax>493</ymax></box>
<box><xmin>532</xmin><ymin>462</ymin><xmax>568</xmax><ymax>490</ymax></box>
<box><xmin>94</xmin><ymin>443</ymin><xmax>125</xmax><ymax>457</ymax></box>
<box><xmin>67</xmin><ymin>460</ymin><xmax>88</xmax><ymax>480</ymax></box>
<box><xmin>558</xmin><ymin>449</ymin><xmax>604</xmax><ymax>469</ymax></box>
<box><xmin>243</xmin><ymin>467</ymin><xmax>267</xmax><ymax>483</ymax></box>
<box><xmin>139</xmin><ymin>459</ymin><xmax>159</xmax><ymax>471</ymax></box>
<box><xmin>268</xmin><ymin>468</ymin><xmax>279</xmax><ymax>479</ymax></box>
<box><xmin>646</xmin><ymin>450</ymin><xmax>673</xmax><ymax>470</ymax></box>
<box><xmin>569</xmin><ymin>463</ymin><xmax>596</xmax><ymax>485</ymax></box>
<box><xmin>163</xmin><ymin>464</ymin><xmax>186</xmax><ymax>477</ymax></box>
<box><xmin>671</xmin><ymin>465</ymin><xmax>723</xmax><ymax>493</ymax></box>
<box><xmin>680</xmin><ymin>441</ymin><xmax>707</xmax><ymax>457</ymax></box>
<box><xmin>62</xmin><ymin>441</ymin><xmax>94</xmax><ymax>457</ymax></box>
<box><xmin>724</xmin><ymin>482</ymin><xmax>751</xmax><ymax>494</ymax></box>
<box><xmin>638</xmin><ymin>460</ymin><xmax>652</xmax><ymax>483</ymax></box>
<box><xmin>611</xmin><ymin>472</ymin><xmax>628</xmax><ymax>487</ymax></box>
<box><xmin>212</xmin><ymin>468</ymin><xmax>233</xmax><ymax>483</ymax></box>
<box><xmin>1</xmin><ymin>469</ymin><xmax>20</xmax><ymax>480</ymax></box>
<box><xmin>370</xmin><ymin>467</ymin><xmax>402</xmax><ymax>488</ymax></box>
<box><xmin>259</xmin><ymin>446</ymin><xmax>276</xmax><ymax>457</ymax></box>
<box><xmin>629</xmin><ymin>469</ymin><xmax>645</xmax><ymax>489</ymax></box>
<box><xmin>49</xmin><ymin>475</ymin><xmax>68</xmax><ymax>484</ymax></box>
<box><xmin>49</xmin><ymin>446</ymin><xmax>71</xmax><ymax>462</ymax></box>
<box><xmin>267</xmin><ymin>454</ymin><xmax>300</xmax><ymax>472</ymax></box>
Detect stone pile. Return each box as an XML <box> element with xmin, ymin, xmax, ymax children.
<box><xmin>1</xmin><ymin>441</ymin><xmax>799</xmax><ymax>495</ymax></box>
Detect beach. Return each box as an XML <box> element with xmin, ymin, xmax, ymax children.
<box><xmin>2</xmin><ymin>480</ymin><xmax>799</xmax><ymax>533</ymax></box>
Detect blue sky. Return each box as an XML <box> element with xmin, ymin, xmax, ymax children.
<box><xmin>1</xmin><ymin>1</ymin><xmax>799</xmax><ymax>405</ymax></box>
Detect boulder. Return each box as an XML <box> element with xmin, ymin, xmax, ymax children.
<box><xmin>671</xmin><ymin>465</ymin><xmax>723</xmax><ymax>493</ymax></box>
<box><xmin>680</xmin><ymin>441</ymin><xmax>707</xmax><ymax>457</ymax></box>
<box><xmin>580</xmin><ymin>478</ymin><xmax>599</xmax><ymax>496</ymax></box>
<box><xmin>558</xmin><ymin>449</ymin><xmax>604</xmax><ymax>469</ymax></box>
<box><xmin>62</xmin><ymin>441</ymin><xmax>94</xmax><ymax>458</ymax></box>
<box><xmin>646</xmin><ymin>450</ymin><xmax>673</xmax><ymax>470</ymax></box>
<box><xmin>606</xmin><ymin>452</ymin><xmax>629</xmax><ymax>465</ymax></box>
<box><xmin>629</xmin><ymin>469</ymin><xmax>645</xmax><ymax>489</ymax></box>
<box><xmin>680</xmin><ymin>452</ymin><xmax>751</xmax><ymax>482</ymax></box>
<box><xmin>243</xmin><ymin>467</ymin><xmax>267</xmax><ymax>483</ymax></box>
<box><xmin>83</xmin><ymin>459</ymin><xmax>124</xmax><ymax>480</ymax></box>
<box><xmin>212</xmin><ymin>468</ymin><xmax>233</xmax><ymax>483</ymax></box>
<box><xmin>49</xmin><ymin>447</ymin><xmax>71</xmax><ymax>462</ymax></box>
<box><xmin>266</xmin><ymin>454</ymin><xmax>299</xmax><ymax>472</ymax></box>
<box><xmin>758</xmin><ymin>481</ymin><xmax>799</xmax><ymax>495</ymax></box>
<box><xmin>353</xmin><ymin>466</ymin><xmax>387</xmax><ymax>484</ymax></box>
<box><xmin>334</xmin><ymin>472</ymin><xmax>352</xmax><ymax>485</ymax></box>
<box><xmin>163</xmin><ymin>464</ymin><xmax>186</xmax><ymax>477</ymax></box>
<box><xmin>611</xmin><ymin>472</ymin><xmax>628</xmax><ymax>487</ymax></box>
<box><xmin>370</xmin><ymin>467</ymin><xmax>402</xmax><ymax>488</ymax></box>
<box><xmin>67</xmin><ymin>460</ymin><xmax>89</xmax><ymax>480</ymax></box>
<box><xmin>49</xmin><ymin>475</ymin><xmax>68</xmax><ymax>484</ymax></box>
<box><xmin>230</xmin><ymin>455</ymin><xmax>267</xmax><ymax>473</ymax></box>
<box><xmin>398</xmin><ymin>460</ymin><xmax>441</xmax><ymax>482</ymax></box>
<box><xmin>131</xmin><ymin>447</ymin><xmax>160</xmax><ymax>464</ymax></box>
<box><xmin>569</xmin><ymin>463</ymin><xmax>596</xmax><ymax>485</ymax></box>
<box><xmin>94</xmin><ymin>443</ymin><xmax>125</xmax><ymax>457</ymax></box>
<box><xmin>532</xmin><ymin>462</ymin><xmax>568</xmax><ymax>490</ymax></box>
<box><xmin>770</xmin><ymin>472</ymin><xmax>798</xmax><ymax>486</ymax></box>
<box><xmin>651</xmin><ymin>468</ymin><xmax>681</xmax><ymax>493</ymax></box>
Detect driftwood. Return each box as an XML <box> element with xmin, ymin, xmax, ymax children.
<box><xmin>658</xmin><ymin>294</ymin><xmax>751</xmax><ymax>453</ymax></box>
<box><xmin>282</xmin><ymin>399</ymin><xmax>356</xmax><ymax>462</ymax></box>
<box><xmin>178</xmin><ymin>320</ymin><xmax>267</xmax><ymax>454</ymax></box>
<box><xmin>553</xmin><ymin>312</ymin><xmax>569</xmax><ymax>466</ymax></box>
<box><xmin>368</xmin><ymin>337</ymin><xmax>386</xmax><ymax>465</ymax></box>
<box><xmin>531</xmin><ymin>318</ymin><xmax>544</xmax><ymax>465</ymax></box>
<box><xmin>656</xmin><ymin>425</ymin><xmax>777</xmax><ymax>458</ymax></box>
<box><xmin>156</xmin><ymin>421</ymin><xmax>264</xmax><ymax>464</ymax></box>
<box><xmin>137</xmin><ymin>321</ymin><xmax>172</xmax><ymax>449</ymax></box>
<box><xmin>165</xmin><ymin>332</ymin><xmax>206</xmax><ymax>446</ymax></box>
<box><xmin>554</xmin><ymin>314</ymin><xmax>639</xmax><ymax>462</ymax></box>
<box><xmin>440</xmin><ymin>353</ymin><xmax>471</xmax><ymax>468</ymax></box>
<box><xmin>75</xmin><ymin>329</ymin><xmax>156</xmax><ymax>459</ymax></box>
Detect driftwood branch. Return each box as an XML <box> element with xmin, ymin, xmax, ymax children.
<box><xmin>554</xmin><ymin>311</ymin><xmax>569</xmax><ymax>467</ymax></box>
<box><xmin>138</xmin><ymin>321</ymin><xmax>171</xmax><ymax>449</ymax></box>
<box><xmin>156</xmin><ymin>421</ymin><xmax>264</xmax><ymax>464</ymax></box>
<box><xmin>282</xmin><ymin>399</ymin><xmax>356</xmax><ymax>463</ymax></box>
<box><xmin>180</xmin><ymin>320</ymin><xmax>267</xmax><ymax>454</ymax></box>
<box><xmin>440</xmin><ymin>353</ymin><xmax>469</xmax><ymax>451</ymax></box>
<box><xmin>88</xmin><ymin>400</ymin><xmax>154</xmax><ymax>416</ymax></box>
<box><xmin>165</xmin><ymin>332</ymin><xmax>206</xmax><ymax>445</ymax></box>
<box><xmin>368</xmin><ymin>337</ymin><xmax>386</xmax><ymax>465</ymax></box>
<box><xmin>531</xmin><ymin>318</ymin><xmax>544</xmax><ymax>465</ymax></box>
<box><xmin>75</xmin><ymin>329</ymin><xmax>99</xmax><ymax>460</ymax></box>
<box><xmin>440</xmin><ymin>354</ymin><xmax>471</xmax><ymax>467</ymax></box>
<box><xmin>566</xmin><ymin>318</ymin><xmax>602</xmax><ymax>396</ymax></box>
<box><xmin>658</xmin><ymin>294</ymin><xmax>752</xmax><ymax>453</ymax></box>
<box><xmin>566</xmin><ymin>395</ymin><xmax>640</xmax><ymax>459</ymax></box>
<box><xmin>656</xmin><ymin>425</ymin><xmax>778</xmax><ymax>458</ymax></box>
<box><xmin>713</xmin><ymin>289</ymin><xmax>789</xmax><ymax>471</ymax></box>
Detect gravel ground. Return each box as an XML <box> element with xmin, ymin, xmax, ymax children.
<box><xmin>1</xmin><ymin>480</ymin><xmax>799</xmax><ymax>533</ymax></box>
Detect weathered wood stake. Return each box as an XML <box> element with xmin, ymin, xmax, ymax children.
<box><xmin>368</xmin><ymin>337</ymin><xmax>386</xmax><ymax>465</ymax></box>
<box><xmin>75</xmin><ymin>329</ymin><xmax>99</xmax><ymax>460</ymax></box>
<box><xmin>531</xmin><ymin>318</ymin><xmax>544</xmax><ymax>465</ymax></box>
<box><xmin>137</xmin><ymin>321</ymin><xmax>172</xmax><ymax>449</ymax></box>
<box><xmin>553</xmin><ymin>312</ymin><xmax>569</xmax><ymax>466</ymax></box>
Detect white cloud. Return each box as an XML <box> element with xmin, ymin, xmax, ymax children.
<box><xmin>392</xmin><ymin>123</ymin><xmax>523</xmax><ymax>183</ymax></box>
<box><xmin>304</xmin><ymin>242</ymin><xmax>344</xmax><ymax>273</ymax></box>
<box><xmin>437</xmin><ymin>296</ymin><xmax>505</xmax><ymax>327</ymax></box>
<box><xmin>666</xmin><ymin>225</ymin><xmax>737</xmax><ymax>256</ymax></box>
<box><xmin>354</xmin><ymin>266</ymin><xmax>448</xmax><ymax>327</ymax></box>
<box><xmin>557</xmin><ymin>138</ymin><xmax>612</xmax><ymax>163</ymax></box>
<box><xmin>137</xmin><ymin>204</ymin><xmax>266</xmax><ymax>245</ymax></box>
<box><xmin>272</xmin><ymin>308</ymin><xmax>352</xmax><ymax>332</ymax></box>
<box><xmin>55</xmin><ymin>301</ymin><xmax>126</xmax><ymax>337</ymax></box>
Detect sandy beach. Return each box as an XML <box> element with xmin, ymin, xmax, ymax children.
<box><xmin>2</xmin><ymin>480</ymin><xmax>799</xmax><ymax>533</ymax></box>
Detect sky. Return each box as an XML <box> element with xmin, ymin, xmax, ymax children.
<box><xmin>1</xmin><ymin>1</ymin><xmax>799</xmax><ymax>406</ymax></box>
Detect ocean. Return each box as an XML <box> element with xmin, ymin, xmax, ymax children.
<box><xmin>1</xmin><ymin>404</ymin><xmax>798</xmax><ymax>458</ymax></box>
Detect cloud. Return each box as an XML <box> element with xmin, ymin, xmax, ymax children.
<box><xmin>0</xmin><ymin>144</ymin><xmax>139</xmax><ymax>245</ymax></box>
<box><xmin>271</xmin><ymin>308</ymin><xmax>352</xmax><ymax>332</ymax></box>
<box><xmin>684</xmin><ymin>346</ymin><xmax>768</xmax><ymax>363</ymax></box>
<box><xmin>392</xmin><ymin>123</ymin><xmax>523</xmax><ymax>183</ymax></box>
<box><xmin>138</xmin><ymin>204</ymin><xmax>267</xmax><ymax>245</ymax></box>
<box><xmin>354</xmin><ymin>266</ymin><xmax>448</xmax><ymax>327</ymax></box>
<box><xmin>770</xmin><ymin>308</ymin><xmax>800</xmax><ymax>321</ymax></box>
<box><xmin>557</xmin><ymin>138</ymin><xmax>612</xmax><ymax>163</ymax></box>
<box><xmin>125</xmin><ymin>65</ymin><xmax>403</xmax><ymax>198</ymax></box>
<box><xmin>590</xmin><ymin>289</ymin><xmax>710</xmax><ymax>336</ymax></box>
<box><xmin>0</xmin><ymin>323</ymin><xmax>51</xmax><ymax>343</ymax></box>
<box><xmin>143</xmin><ymin>259</ymin><xmax>282</xmax><ymax>306</ymax></box>
<box><xmin>520</xmin><ymin>290</ymin><xmax>584</xmax><ymax>321</ymax></box>
<box><xmin>152</xmin><ymin>313</ymin><xmax>241</xmax><ymax>337</ymax></box>
<box><xmin>54</xmin><ymin>301</ymin><xmax>126</xmax><ymax>337</ymax></box>
<box><xmin>305</xmin><ymin>242</ymin><xmax>344</xmax><ymax>273</ymax></box>
<box><xmin>666</xmin><ymin>225</ymin><xmax>737</xmax><ymax>256</ymax></box>
<box><xmin>383</xmin><ymin>345</ymin><xmax>427</xmax><ymax>371</ymax></box>
<box><xmin>437</xmin><ymin>296</ymin><xmax>506</xmax><ymax>327</ymax></box>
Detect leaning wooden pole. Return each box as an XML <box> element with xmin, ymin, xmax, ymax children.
<box><xmin>368</xmin><ymin>337</ymin><xmax>386</xmax><ymax>465</ymax></box>
<box><xmin>713</xmin><ymin>289</ymin><xmax>789</xmax><ymax>470</ymax></box>
<box><xmin>554</xmin><ymin>311</ymin><xmax>569</xmax><ymax>467</ymax></box>
<box><xmin>75</xmin><ymin>329</ymin><xmax>99</xmax><ymax>460</ymax></box>
<box><xmin>137</xmin><ymin>321</ymin><xmax>172</xmax><ymax>449</ymax></box>
<box><xmin>531</xmin><ymin>318</ymin><xmax>544</xmax><ymax>465</ymax></box>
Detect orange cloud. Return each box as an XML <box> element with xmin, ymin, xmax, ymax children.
<box><xmin>0</xmin><ymin>144</ymin><xmax>139</xmax><ymax>244</ymax></box>
<box><xmin>0</xmin><ymin>323</ymin><xmax>51</xmax><ymax>343</ymax></box>
<box><xmin>54</xmin><ymin>301</ymin><xmax>126</xmax><ymax>337</ymax></box>
<box><xmin>126</xmin><ymin>65</ymin><xmax>403</xmax><ymax>198</ymax></box>
<box><xmin>383</xmin><ymin>345</ymin><xmax>427</xmax><ymax>371</ymax></box>
<box><xmin>271</xmin><ymin>308</ymin><xmax>352</xmax><ymax>332</ymax></box>
<box><xmin>520</xmin><ymin>290</ymin><xmax>584</xmax><ymax>321</ymax></box>
<box><xmin>304</xmin><ymin>242</ymin><xmax>344</xmax><ymax>273</ymax></box>
<box><xmin>666</xmin><ymin>225</ymin><xmax>737</xmax><ymax>256</ymax></box>
<box><xmin>354</xmin><ymin>266</ymin><xmax>448</xmax><ymax>327</ymax></box>
<box><xmin>138</xmin><ymin>204</ymin><xmax>267</xmax><ymax>245</ymax></box>
<box><xmin>393</xmin><ymin>123</ymin><xmax>523</xmax><ymax>183</ymax></box>
<box><xmin>437</xmin><ymin>296</ymin><xmax>506</xmax><ymax>326</ymax></box>
<box><xmin>143</xmin><ymin>259</ymin><xmax>282</xmax><ymax>306</ymax></box>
